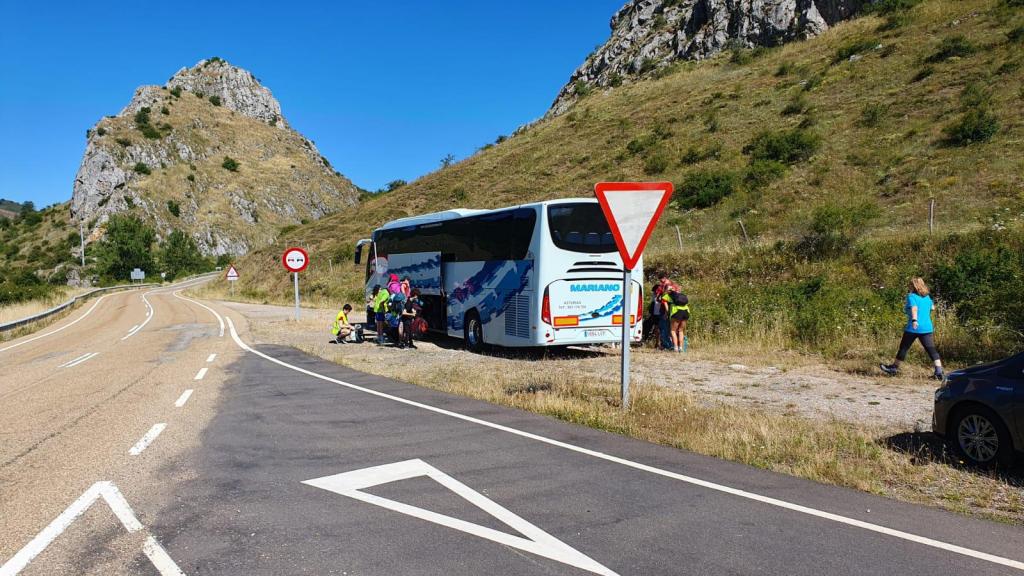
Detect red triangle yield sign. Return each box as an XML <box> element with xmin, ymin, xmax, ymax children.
<box><xmin>594</xmin><ymin>182</ymin><xmax>674</xmax><ymax>270</ymax></box>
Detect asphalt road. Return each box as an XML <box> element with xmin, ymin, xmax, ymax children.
<box><xmin>1</xmin><ymin>284</ymin><xmax>1022</xmax><ymax>575</ymax></box>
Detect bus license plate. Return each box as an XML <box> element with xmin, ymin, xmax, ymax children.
<box><xmin>584</xmin><ymin>329</ymin><xmax>606</xmax><ymax>338</ymax></box>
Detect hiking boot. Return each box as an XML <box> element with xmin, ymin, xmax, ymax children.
<box><xmin>409</xmin><ymin>343</ymin><xmax>417</xmax><ymax>349</ymax></box>
<box><xmin>879</xmin><ymin>363</ymin><xmax>899</xmax><ymax>376</ymax></box>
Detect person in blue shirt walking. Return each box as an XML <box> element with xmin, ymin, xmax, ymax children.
<box><xmin>881</xmin><ymin>277</ymin><xmax>944</xmax><ymax>379</ymax></box>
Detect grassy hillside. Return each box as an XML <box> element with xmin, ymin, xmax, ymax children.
<box><xmin>226</xmin><ymin>0</ymin><xmax>1024</xmax><ymax>365</ymax></box>
<box><xmin>0</xmin><ymin>203</ymin><xmax>78</xmax><ymax>304</ymax></box>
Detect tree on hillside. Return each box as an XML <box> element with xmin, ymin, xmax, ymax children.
<box><xmin>92</xmin><ymin>214</ymin><xmax>156</xmax><ymax>281</ymax></box>
<box><xmin>160</xmin><ymin>229</ymin><xmax>209</xmax><ymax>281</ymax></box>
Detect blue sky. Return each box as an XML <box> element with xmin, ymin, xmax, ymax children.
<box><xmin>0</xmin><ymin>0</ymin><xmax>624</xmax><ymax>207</ymax></box>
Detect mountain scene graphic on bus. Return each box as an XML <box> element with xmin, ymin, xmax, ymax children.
<box><xmin>446</xmin><ymin>260</ymin><xmax>533</xmax><ymax>333</ymax></box>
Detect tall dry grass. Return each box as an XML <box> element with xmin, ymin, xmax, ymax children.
<box><xmin>0</xmin><ymin>288</ymin><xmax>89</xmax><ymax>325</ymax></box>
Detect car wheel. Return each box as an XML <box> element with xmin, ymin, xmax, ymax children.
<box><xmin>464</xmin><ymin>311</ymin><xmax>484</xmax><ymax>353</ymax></box>
<box><xmin>951</xmin><ymin>405</ymin><xmax>1014</xmax><ymax>468</ymax></box>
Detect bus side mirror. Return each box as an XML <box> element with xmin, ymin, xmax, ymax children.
<box><xmin>354</xmin><ymin>244</ymin><xmax>363</xmax><ymax>265</ymax></box>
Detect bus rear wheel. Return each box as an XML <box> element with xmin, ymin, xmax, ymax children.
<box><xmin>464</xmin><ymin>312</ymin><xmax>484</xmax><ymax>353</ymax></box>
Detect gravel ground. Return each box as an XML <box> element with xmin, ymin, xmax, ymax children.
<box><xmin>224</xmin><ymin>301</ymin><xmax>937</xmax><ymax>433</ymax></box>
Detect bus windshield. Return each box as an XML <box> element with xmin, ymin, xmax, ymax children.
<box><xmin>547</xmin><ymin>203</ymin><xmax>616</xmax><ymax>253</ymax></box>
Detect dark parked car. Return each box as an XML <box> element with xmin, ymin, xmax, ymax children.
<box><xmin>933</xmin><ymin>352</ymin><xmax>1023</xmax><ymax>467</ymax></box>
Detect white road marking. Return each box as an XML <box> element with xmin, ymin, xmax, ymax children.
<box><xmin>174</xmin><ymin>389</ymin><xmax>194</xmax><ymax>408</ymax></box>
<box><xmin>0</xmin><ymin>296</ymin><xmax>108</xmax><ymax>354</ymax></box>
<box><xmin>206</xmin><ymin>353</ymin><xmax>217</xmax><ymax>363</ymax></box>
<box><xmin>128</xmin><ymin>423</ymin><xmax>166</xmax><ymax>456</ymax></box>
<box><xmin>121</xmin><ymin>291</ymin><xmax>155</xmax><ymax>341</ymax></box>
<box><xmin>193</xmin><ymin>368</ymin><xmax>207</xmax><ymax>381</ymax></box>
<box><xmin>225</xmin><ymin>317</ymin><xmax>1024</xmax><ymax>572</ymax></box>
<box><xmin>57</xmin><ymin>352</ymin><xmax>92</xmax><ymax>368</ymax></box>
<box><xmin>62</xmin><ymin>352</ymin><xmax>99</xmax><ymax>368</ymax></box>
<box><xmin>305</xmin><ymin>459</ymin><xmax>616</xmax><ymax>576</ymax></box>
<box><xmin>172</xmin><ymin>291</ymin><xmax>224</xmax><ymax>338</ymax></box>
<box><xmin>0</xmin><ymin>481</ymin><xmax>185</xmax><ymax>576</ymax></box>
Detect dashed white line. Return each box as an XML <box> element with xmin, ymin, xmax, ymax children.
<box><xmin>174</xmin><ymin>389</ymin><xmax>193</xmax><ymax>408</ymax></box>
<box><xmin>193</xmin><ymin>367</ymin><xmax>208</xmax><ymax>381</ymax></box>
<box><xmin>121</xmin><ymin>291</ymin><xmax>155</xmax><ymax>341</ymax></box>
<box><xmin>60</xmin><ymin>352</ymin><xmax>99</xmax><ymax>369</ymax></box>
<box><xmin>0</xmin><ymin>295</ymin><xmax>108</xmax><ymax>354</ymax></box>
<box><xmin>224</xmin><ymin>317</ymin><xmax>1024</xmax><ymax>572</ymax></box>
<box><xmin>128</xmin><ymin>423</ymin><xmax>166</xmax><ymax>456</ymax></box>
<box><xmin>206</xmin><ymin>353</ymin><xmax>217</xmax><ymax>363</ymax></box>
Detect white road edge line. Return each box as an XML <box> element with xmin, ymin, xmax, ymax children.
<box><xmin>224</xmin><ymin>316</ymin><xmax>1024</xmax><ymax>572</ymax></box>
<box><xmin>193</xmin><ymin>368</ymin><xmax>208</xmax><ymax>381</ymax></box>
<box><xmin>174</xmin><ymin>389</ymin><xmax>194</xmax><ymax>408</ymax></box>
<box><xmin>0</xmin><ymin>481</ymin><xmax>184</xmax><ymax>576</ymax></box>
<box><xmin>121</xmin><ymin>291</ymin><xmax>155</xmax><ymax>341</ymax></box>
<box><xmin>128</xmin><ymin>423</ymin><xmax>166</xmax><ymax>456</ymax></box>
<box><xmin>62</xmin><ymin>352</ymin><xmax>99</xmax><ymax>369</ymax></box>
<box><xmin>206</xmin><ymin>353</ymin><xmax>217</xmax><ymax>363</ymax></box>
<box><xmin>172</xmin><ymin>290</ymin><xmax>224</xmax><ymax>338</ymax></box>
<box><xmin>57</xmin><ymin>353</ymin><xmax>92</xmax><ymax>368</ymax></box>
<box><xmin>0</xmin><ymin>295</ymin><xmax>108</xmax><ymax>354</ymax></box>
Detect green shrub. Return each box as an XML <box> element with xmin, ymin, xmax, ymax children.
<box><xmin>638</xmin><ymin>57</ymin><xmax>658</xmax><ymax>75</ymax></box>
<box><xmin>96</xmin><ymin>127</ymin><xmax>106</xmax><ymax>136</ymax></box>
<box><xmin>960</xmin><ymin>82</ymin><xmax>991</xmax><ymax>108</ymax></box>
<box><xmin>643</xmin><ymin>150</ymin><xmax>670</xmax><ymax>175</ymax></box>
<box><xmin>116</xmin><ymin>137</ymin><xmax>131</xmax><ymax>147</ymax></box>
<box><xmin>680</xmin><ymin>142</ymin><xmax>722</xmax><ymax>165</ymax></box>
<box><xmin>1009</xmin><ymin>26</ymin><xmax>1024</xmax><ymax>42</ymax></box>
<box><xmin>134</xmin><ymin>107</ymin><xmax>151</xmax><ymax>126</ymax></box>
<box><xmin>796</xmin><ymin>202</ymin><xmax>879</xmax><ymax>259</ymax></box>
<box><xmin>730</xmin><ymin>46</ymin><xmax>768</xmax><ymax>65</ymax></box>
<box><xmin>208</xmin><ymin>95</ymin><xmax>222</xmax><ymax>106</ymax></box>
<box><xmin>573</xmin><ymin>79</ymin><xmax>592</xmax><ymax>98</ymax></box>
<box><xmin>743</xmin><ymin>160</ymin><xmax>786</xmax><ymax>189</ymax></box>
<box><xmin>864</xmin><ymin>0</ymin><xmax>922</xmax><ymax>13</ymax></box>
<box><xmin>169</xmin><ymin>86</ymin><xmax>182</xmax><ymax>98</ymax></box>
<box><xmin>133</xmin><ymin>162</ymin><xmax>151</xmax><ymax>175</ymax></box>
<box><xmin>160</xmin><ymin>106</ymin><xmax>170</xmax><ymax>115</ymax></box>
<box><xmin>775</xmin><ymin>62</ymin><xmax>795</xmax><ymax>76</ymax></box>
<box><xmin>140</xmin><ymin>125</ymin><xmax>162</xmax><ymax>139</ymax></box>
<box><xmin>857</xmin><ymin>102</ymin><xmax>888</xmax><ymax>127</ymax></box>
<box><xmin>833</xmin><ymin>36</ymin><xmax>878</xmax><ymax>63</ymax></box>
<box><xmin>608</xmin><ymin>73</ymin><xmax>623</xmax><ymax>87</ymax></box>
<box><xmin>943</xmin><ymin>107</ymin><xmax>999</xmax><ymax>145</ymax></box>
<box><xmin>167</xmin><ymin>200</ymin><xmax>181</xmax><ymax>217</ymax></box>
<box><xmin>221</xmin><ymin>157</ymin><xmax>239</xmax><ymax>172</ymax></box>
<box><xmin>926</xmin><ymin>36</ymin><xmax>975</xmax><ymax>63</ymax></box>
<box><xmin>677</xmin><ymin>170</ymin><xmax>738</xmax><ymax>209</ymax></box>
<box><xmin>932</xmin><ymin>232</ymin><xmax>1024</xmax><ymax>332</ymax></box>
<box><xmin>187</xmin><ymin>174</ymin><xmax>195</xmax><ymax>182</ymax></box>
<box><xmin>781</xmin><ymin>93</ymin><xmax>810</xmax><ymax>116</ymax></box>
<box><xmin>742</xmin><ymin>128</ymin><xmax>820</xmax><ymax>164</ymax></box>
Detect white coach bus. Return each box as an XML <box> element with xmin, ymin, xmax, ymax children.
<box><xmin>354</xmin><ymin>199</ymin><xmax>643</xmax><ymax>351</ymax></box>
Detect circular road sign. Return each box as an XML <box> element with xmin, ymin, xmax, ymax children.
<box><xmin>282</xmin><ymin>247</ymin><xmax>309</xmax><ymax>273</ymax></box>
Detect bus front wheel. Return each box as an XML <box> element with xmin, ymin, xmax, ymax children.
<box><xmin>464</xmin><ymin>312</ymin><xmax>484</xmax><ymax>353</ymax></box>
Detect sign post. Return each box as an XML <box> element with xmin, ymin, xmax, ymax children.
<box><xmin>595</xmin><ymin>182</ymin><xmax>674</xmax><ymax>409</ymax></box>
<box><xmin>282</xmin><ymin>247</ymin><xmax>309</xmax><ymax>321</ymax></box>
<box><xmin>225</xmin><ymin>264</ymin><xmax>240</xmax><ymax>296</ymax></box>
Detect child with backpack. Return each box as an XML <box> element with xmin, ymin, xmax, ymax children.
<box><xmin>400</xmin><ymin>289</ymin><xmax>422</xmax><ymax>349</ymax></box>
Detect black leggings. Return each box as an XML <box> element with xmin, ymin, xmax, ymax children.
<box><xmin>896</xmin><ymin>331</ymin><xmax>940</xmax><ymax>362</ymax></box>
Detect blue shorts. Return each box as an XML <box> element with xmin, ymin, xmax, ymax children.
<box><xmin>375</xmin><ymin>312</ymin><xmax>385</xmax><ymax>322</ymax></box>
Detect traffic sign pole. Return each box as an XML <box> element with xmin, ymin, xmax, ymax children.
<box><xmin>293</xmin><ymin>272</ymin><xmax>300</xmax><ymax>321</ymax></box>
<box><xmin>620</xmin><ymin>268</ymin><xmax>632</xmax><ymax>408</ymax></box>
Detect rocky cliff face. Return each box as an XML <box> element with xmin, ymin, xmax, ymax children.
<box><xmin>72</xmin><ymin>58</ymin><xmax>358</xmax><ymax>256</ymax></box>
<box><xmin>549</xmin><ymin>0</ymin><xmax>865</xmax><ymax>116</ymax></box>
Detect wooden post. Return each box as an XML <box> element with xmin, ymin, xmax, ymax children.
<box><xmin>929</xmin><ymin>199</ymin><xmax>935</xmax><ymax>235</ymax></box>
<box><xmin>674</xmin><ymin>225</ymin><xmax>683</xmax><ymax>250</ymax></box>
<box><xmin>738</xmin><ymin>220</ymin><xmax>750</xmax><ymax>244</ymax></box>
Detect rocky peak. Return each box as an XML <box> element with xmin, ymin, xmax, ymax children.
<box><xmin>548</xmin><ymin>0</ymin><xmax>865</xmax><ymax>116</ymax></box>
<box><xmin>166</xmin><ymin>57</ymin><xmax>285</xmax><ymax>127</ymax></box>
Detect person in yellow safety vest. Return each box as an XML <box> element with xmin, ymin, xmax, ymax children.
<box><xmin>372</xmin><ymin>285</ymin><xmax>391</xmax><ymax>345</ymax></box>
<box><xmin>661</xmin><ymin>284</ymin><xmax>690</xmax><ymax>353</ymax></box>
<box><xmin>332</xmin><ymin>304</ymin><xmax>354</xmax><ymax>343</ymax></box>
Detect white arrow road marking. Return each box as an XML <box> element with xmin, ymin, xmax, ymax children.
<box><xmin>0</xmin><ymin>481</ymin><xmax>185</xmax><ymax>576</ymax></box>
<box><xmin>206</xmin><ymin>353</ymin><xmax>217</xmax><ymax>363</ymax></box>
<box><xmin>304</xmin><ymin>459</ymin><xmax>617</xmax><ymax>576</ymax></box>
<box><xmin>128</xmin><ymin>424</ymin><xmax>166</xmax><ymax>456</ymax></box>
<box><xmin>223</xmin><ymin>318</ymin><xmax>1024</xmax><ymax>572</ymax></box>
<box><xmin>0</xmin><ymin>296</ymin><xmax>108</xmax><ymax>354</ymax></box>
<box><xmin>193</xmin><ymin>368</ymin><xmax>207</xmax><ymax>381</ymax></box>
<box><xmin>174</xmin><ymin>389</ymin><xmax>193</xmax><ymax>408</ymax></box>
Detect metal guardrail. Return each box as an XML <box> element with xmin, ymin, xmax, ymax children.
<box><xmin>0</xmin><ymin>271</ymin><xmax>221</xmax><ymax>334</ymax></box>
<box><xmin>0</xmin><ymin>283</ymin><xmax>156</xmax><ymax>333</ymax></box>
